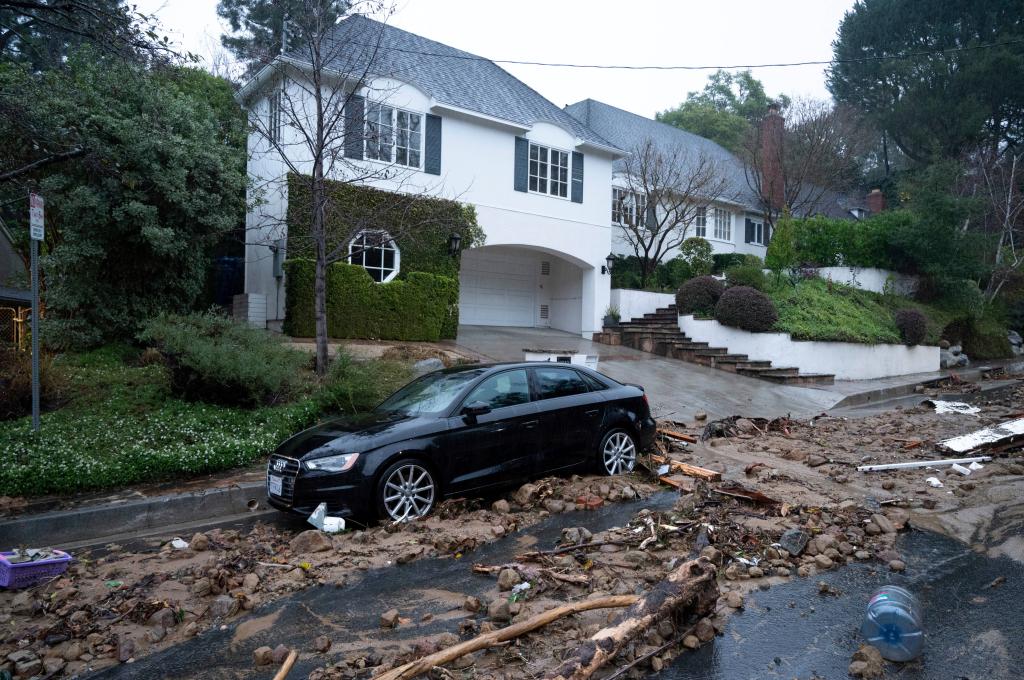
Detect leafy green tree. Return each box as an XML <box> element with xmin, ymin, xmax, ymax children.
<box><xmin>678</xmin><ymin>237</ymin><xmax>713</xmax><ymax>277</ymax></box>
<box><xmin>0</xmin><ymin>52</ymin><xmax>247</xmax><ymax>348</ymax></box>
<box><xmin>657</xmin><ymin>70</ymin><xmax>790</xmax><ymax>152</ymax></box>
<box><xmin>828</xmin><ymin>0</ymin><xmax>1024</xmax><ymax>162</ymax></box>
<box><xmin>765</xmin><ymin>215</ymin><xmax>796</xmax><ymax>274</ymax></box>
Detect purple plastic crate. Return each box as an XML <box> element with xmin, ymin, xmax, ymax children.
<box><xmin>0</xmin><ymin>550</ymin><xmax>71</xmax><ymax>589</ymax></box>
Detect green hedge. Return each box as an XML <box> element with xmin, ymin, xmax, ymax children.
<box><xmin>284</xmin><ymin>259</ymin><xmax>458</xmax><ymax>340</ymax></box>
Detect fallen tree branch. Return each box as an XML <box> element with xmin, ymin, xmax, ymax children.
<box><xmin>272</xmin><ymin>649</ymin><xmax>298</xmax><ymax>680</ymax></box>
<box><xmin>472</xmin><ymin>563</ymin><xmax>590</xmax><ymax>585</ymax></box>
<box><xmin>517</xmin><ymin>539</ymin><xmax>639</xmax><ymax>561</ymax></box>
<box><xmin>373</xmin><ymin>595</ymin><xmax>639</xmax><ymax>680</ymax></box>
<box><xmin>544</xmin><ymin>557</ymin><xmax>718</xmax><ymax>680</ymax></box>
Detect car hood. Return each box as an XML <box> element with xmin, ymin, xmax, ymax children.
<box><xmin>274</xmin><ymin>411</ymin><xmax>441</xmax><ymax>461</ymax></box>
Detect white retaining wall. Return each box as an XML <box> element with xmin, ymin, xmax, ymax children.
<box><xmin>814</xmin><ymin>267</ymin><xmax>918</xmax><ymax>296</ymax></box>
<box><xmin>611</xmin><ymin>289</ymin><xmax>676</xmax><ymax>322</ymax></box>
<box><xmin>679</xmin><ymin>314</ymin><xmax>939</xmax><ymax>380</ymax></box>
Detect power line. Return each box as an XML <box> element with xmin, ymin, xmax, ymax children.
<box><xmin>346</xmin><ymin>37</ymin><xmax>1024</xmax><ymax>72</ymax></box>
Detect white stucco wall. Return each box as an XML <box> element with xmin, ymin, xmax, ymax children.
<box><xmin>678</xmin><ymin>314</ymin><xmax>940</xmax><ymax>380</ymax></box>
<box><xmin>814</xmin><ymin>267</ymin><xmax>919</xmax><ymax>296</ymax></box>
<box><xmin>610</xmin><ymin>289</ymin><xmax>676</xmax><ymax>322</ymax></box>
<box><xmin>243</xmin><ymin>75</ymin><xmax>616</xmax><ymax>335</ymax></box>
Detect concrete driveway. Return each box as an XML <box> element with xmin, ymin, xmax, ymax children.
<box><xmin>454</xmin><ymin>326</ymin><xmax>842</xmax><ymax>420</ymax></box>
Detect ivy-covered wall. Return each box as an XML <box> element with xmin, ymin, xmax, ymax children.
<box><xmin>284</xmin><ymin>260</ymin><xmax>459</xmax><ymax>341</ymax></box>
<box><xmin>284</xmin><ymin>174</ymin><xmax>483</xmax><ymax>340</ymax></box>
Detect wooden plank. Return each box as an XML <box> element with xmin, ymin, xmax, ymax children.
<box><xmin>657</xmin><ymin>475</ymin><xmax>695</xmax><ymax>492</ymax></box>
<box><xmin>650</xmin><ymin>454</ymin><xmax>722</xmax><ymax>482</ymax></box>
<box><xmin>658</xmin><ymin>429</ymin><xmax>697</xmax><ymax>443</ymax></box>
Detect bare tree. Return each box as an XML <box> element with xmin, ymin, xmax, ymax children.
<box><xmin>615</xmin><ymin>139</ymin><xmax>730</xmax><ymax>288</ymax></box>
<box><xmin>974</xmin><ymin>151</ymin><xmax>1024</xmax><ymax>302</ymax></box>
<box><xmin>743</xmin><ymin>99</ymin><xmax>869</xmax><ymax>227</ymax></box>
<box><xmin>244</xmin><ymin>1</ymin><xmax>467</xmax><ymax>375</ymax></box>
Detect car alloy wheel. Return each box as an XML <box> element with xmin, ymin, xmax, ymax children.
<box><xmin>381</xmin><ymin>462</ymin><xmax>436</xmax><ymax>521</ymax></box>
<box><xmin>601</xmin><ymin>430</ymin><xmax>637</xmax><ymax>475</ymax></box>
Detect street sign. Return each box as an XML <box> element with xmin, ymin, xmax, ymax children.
<box><xmin>29</xmin><ymin>193</ymin><xmax>44</xmax><ymax>241</ymax></box>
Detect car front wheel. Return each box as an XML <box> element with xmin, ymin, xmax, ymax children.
<box><xmin>377</xmin><ymin>459</ymin><xmax>437</xmax><ymax>521</ymax></box>
<box><xmin>598</xmin><ymin>429</ymin><xmax>637</xmax><ymax>476</ymax></box>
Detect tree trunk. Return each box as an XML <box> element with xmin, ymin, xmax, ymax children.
<box><xmin>544</xmin><ymin>557</ymin><xmax>718</xmax><ymax>680</ymax></box>
<box><xmin>312</xmin><ymin>172</ymin><xmax>329</xmax><ymax>377</ymax></box>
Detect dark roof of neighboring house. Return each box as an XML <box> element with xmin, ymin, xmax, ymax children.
<box><xmin>0</xmin><ymin>286</ymin><xmax>30</xmax><ymax>305</ymax></box>
<box><xmin>292</xmin><ymin>16</ymin><xmax>618</xmax><ymax>151</ymax></box>
<box><xmin>564</xmin><ymin>98</ymin><xmax>756</xmax><ymax>208</ymax></box>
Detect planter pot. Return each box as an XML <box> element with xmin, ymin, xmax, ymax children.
<box><xmin>603</xmin><ymin>315</ymin><xmax>619</xmax><ymax>328</ymax></box>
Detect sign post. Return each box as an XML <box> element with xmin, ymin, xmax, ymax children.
<box><xmin>29</xmin><ymin>193</ymin><xmax>43</xmax><ymax>431</ymax></box>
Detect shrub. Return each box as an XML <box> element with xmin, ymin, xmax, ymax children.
<box><xmin>894</xmin><ymin>308</ymin><xmax>927</xmax><ymax>345</ymax></box>
<box><xmin>765</xmin><ymin>216</ymin><xmax>797</xmax><ymax>273</ymax></box>
<box><xmin>712</xmin><ymin>253</ymin><xmax>747</xmax><ymax>274</ymax></box>
<box><xmin>725</xmin><ymin>264</ymin><xmax>767</xmax><ymax>291</ymax></box>
<box><xmin>315</xmin><ymin>354</ymin><xmax>413</xmax><ymax>415</ymax></box>
<box><xmin>715</xmin><ymin>286</ymin><xmax>778</xmax><ymax>332</ymax></box>
<box><xmin>138</xmin><ymin>312</ymin><xmax>307</xmax><ymax>407</ymax></box>
<box><xmin>675</xmin><ymin>276</ymin><xmax>724</xmax><ymax>316</ymax></box>
<box><xmin>678</xmin><ymin>237</ymin><xmax>713</xmax><ymax>276</ymax></box>
<box><xmin>0</xmin><ymin>348</ymin><xmax>63</xmax><ymax>421</ymax></box>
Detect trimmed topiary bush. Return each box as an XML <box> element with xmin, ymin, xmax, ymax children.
<box><xmin>725</xmin><ymin>264</ymin><xmax>768</xmax><ymax>291</ymax></box>
<box><xmin>894</xmin><ymin>308</ymin><xmax>927</xmax><ymax>345</ymax></box>
<box><xmin>676</xmin><ymin>276</ymin><xmax>725</xmax><ymax>316</ymax></box>
<box><xmin>679</xmin><ymin>237</ymin><xmax>713</xmax><ymax>277</ymax></box>
<box><xmin>715</xmin><ymin>286</ymin><xmax>778</xmax><ymax>332</ymax></box>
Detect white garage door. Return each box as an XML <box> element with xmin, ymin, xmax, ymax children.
<box><xmin>459</xmin><ymin>251</ymin><xmax>536</xmax><ymax>327</ymax></box>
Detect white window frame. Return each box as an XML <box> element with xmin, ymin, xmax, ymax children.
<box><xmin>694</xmin><ymin>207</ymin><xmax>707</xmax><ymax>238</ymax></box>
<box><xmin>713</xmin><ymin>208</ymin><xmax>732</xmax><ymax>241</ymax></box>
<box><xmin>611</xmin><ymin>187</ymin><xmax>647</xmax><ymax>228</ymax></box>
<box><xmin>348</xmin><ymin>230</ymin><xmax>400</xmax><ymax>283</ymax></box>
<box><xmin>365</xmin><ymin>103</ymin><xmax>423</xmax><ymax>169</ymax></box>
<box><xmin>746</xmin><ymin>217</ymin><xmax>766</xmax><ymax>246</ymax></box>
<box><xmin>268</xmin><ymin>86</ymin><xmax>283</xmax><ymax>145</ymax></box>
<box><xmin>529</xmin><ymin>142</ymin><xmax>570</xmax><ymax>199</ymax></box>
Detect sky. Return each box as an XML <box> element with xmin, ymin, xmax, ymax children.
<box><xmin>138</xmin><ymin>0</ymin><xmax>857</xmax><ymax>118</ymax></box>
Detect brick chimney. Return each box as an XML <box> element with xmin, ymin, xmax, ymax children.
<box><xmin>760</xmin><ymin>102</ymin><xmax>785</xmax><ymax>211</ymax></box>
<box><xmin>866</xmin><ymin>188</ymin><xmax>886</xmax><ymax>214</ymax></box>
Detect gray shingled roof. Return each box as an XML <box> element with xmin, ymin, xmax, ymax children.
<box><xmin>564</xmin><ymin>99</ymin><xmax>758</xmax><ymax>209</ymax></box>
<box><xmin>299</xmin><ymin>16</ymin><xmax>617</xmax><ymax>150</ymax></box>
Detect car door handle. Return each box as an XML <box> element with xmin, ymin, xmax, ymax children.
<box><xmin>522</xmin><ymin>419</ymin><xmax>539</xmax><ymax>429</ymax></box>
<box><xmin>585</xmin><ymin>409</ymin><xmax>600</xmax><ymax>417</ymax></box>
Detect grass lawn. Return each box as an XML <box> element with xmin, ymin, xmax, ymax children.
<box><xmin>0</xmin><ymin>346</ymin><xmax>410</xmax><ymax>497</ymax></box>
<box><xmin>766</xmin><ymin>278</ymin><xmax>950</xmax><ymax>345</ymax></box>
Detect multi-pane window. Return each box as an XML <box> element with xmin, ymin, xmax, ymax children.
<box><xmin>713</xmin><ymin>208</ymin><xmax>732</xmax><ymax>241</ymax></box>
<box><xmin>694</xmin><ymin>207</ymin><xmax>707</xmax><ymax>237</ymax></box>
<box><xmin>611</xmin><ymin>188</ymin><xmax>647</xmax><ymax>227</ymax></box>
<box><xmin>745</xmin><ymin>218</ymin><xmax>766</xmax><ymax>246</ymax></box>
<box><xmin>348</xmin><ymin>230</ymin><xmax>400</xmax><ymax>283</ymax></box>
<box><xmin>366</xmin><ymin>104</ymin><xmax>422</xmax><ymax>168</ymax></box>
<box><xmin>529</xmin><ymin>143</ymin><xmax>569</xmax><ymax>198</ymax></box>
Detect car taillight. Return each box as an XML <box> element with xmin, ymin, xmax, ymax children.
<box><xmin>643</xmin><ymin>392</ymin><xmax>649</xmax><ymax>408</ymax></box>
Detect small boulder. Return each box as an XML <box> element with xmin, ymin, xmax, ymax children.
<box><xmin>463</xmin><ymin>596</ymin><xmax>481</xmax><ymax>612</ymax></box>
<box><xmin>242</xmin><ymin>573</ymin><xmax>260</xmax><ymax>594</ymax></box>
<box><xmin>491</xmin><ymin>499</ymin><xmax>511</xmax><ymax>514</ymax></box>
<box><xmin>117</xmin><ymin>636</ymin><xmax>135</xmax><ymax>663</ymax></box>
<box><xmin>147</xmin><ymin>607</ymin><xmax>177</xmax><ymax>629</ymax></box>
<box><xmin>380</xmin><ymin>608</ymin><xmax>400</xmax><ymax>628</ymax></box>
<box><xmin>487</xmin><ymin>599</ymin><xmax>512</xmax><ymax>622</ymax></box>
<box><xmin>543</xmin><ymin>499</ymin><xmax>566</xmax><ymax>513</ymax></box>
<box><xmin>682</xmin><ymin>635</ymin><xmax>700</xmax><ymax>649</ymax></box>
<box><xmin>253</xmin><ymin>646</ymin><xmax>273</xmax><ymax>666</ymax></box>
<box><xmin>289</xmin><ymin>529</ymin><xmax>333</xmax><ymax>553</ymax></box>
<box><xmin>725</xmin><ymin>591</ymin><xmax>744</xmax><ymax>609</ymax></box>
<box><xmin>513</xmin><ymin>483</ymin><xmax>539</xmax><ymax>506</ymax></box>
<box><xmin>888</xmin><ymin>560</ymin><xmax>906</xmax><ymax>572</ymax></box>
<box><xmin>189</xmin><ymin>532</ymin><xmax>210</xmax><ymax>551</ymax></box>
<box><xmin>313</xmin><ymin>636</ymin><xmax>331</xmax><ymax>653</ymax></box>
<box><xmin>814</xmin><ymin>554</ymin><xmax>834</xmax><ymax>570</ymax></box>
<box><xmin>849</xmin><ymin>644</ymin><xmax>885</xmax><ymax>678</ymax></box>
<box><xmin>496</xmin><ymin>568</ymin><xmax>521</xmax><ymax>591</ymax></box>
<box><xmin>209</xmin><ymin>595</ymin><xmax>240</xmax><ymax>620</ymax></box>
<box><xmin>271</xmin><ymin>645</ymin><xmax>291</xmax><ymax>664</ymax></box>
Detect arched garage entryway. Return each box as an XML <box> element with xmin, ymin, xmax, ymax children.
<box><xmin>459</xmin><ymin>245</ymin><xmax>590</xmax><ymax>335</ymax></box>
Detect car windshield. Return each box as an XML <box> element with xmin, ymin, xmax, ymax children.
<box><xmin>375</xmin><ymin>370</ymin><xmax>482</xmax><ymax>416</ymax></box>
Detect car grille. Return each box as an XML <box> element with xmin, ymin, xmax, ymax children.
<box><xmin>267</xmin><ymin>454</ymin><xmax>300</xmax><ymax>505</ymax></box>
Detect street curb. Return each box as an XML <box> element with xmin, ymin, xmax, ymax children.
<box><xmin>0</xmin><ymin>481</ymin><xmax>268</xmax><ymax>548</ymax></box>
<box><xmin>831</xmin><ymin>362</ymin><xmax>1024</xmax><ymax>410</ymax></box>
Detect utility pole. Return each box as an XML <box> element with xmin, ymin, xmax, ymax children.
<box><xmin>28</xmin><ymin>192</ymin><xmax>44</xmax><ymax>431</ymax></box>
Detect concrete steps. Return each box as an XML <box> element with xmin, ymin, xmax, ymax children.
<box><xmin>598</xmin><ymin>303</ymin><xmax>834</xmax><ymax>386</ymax></box>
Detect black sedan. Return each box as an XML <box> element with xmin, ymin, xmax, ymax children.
<box><xmin>266</xmin><ymin>362</ymin><xmax>655</xmax><ymax>522</ymax></box>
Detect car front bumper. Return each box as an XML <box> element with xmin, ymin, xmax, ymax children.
<box><xmin>266</xmin><ymin>454</ymin><xmax>370</xmax><ymax>518</ymax></box>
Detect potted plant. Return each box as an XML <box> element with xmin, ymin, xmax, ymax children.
<box><xmin>603</xmin><ymin>305</ymin><xmax>621</xmax><ymax>328</ymax></box>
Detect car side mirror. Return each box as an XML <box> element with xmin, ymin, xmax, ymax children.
<box><xmin>462</xmin><ymin>401</ymin><xmax>491</xmax><ymax>419</ymax></box>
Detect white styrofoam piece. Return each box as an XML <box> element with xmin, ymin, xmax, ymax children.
<box><xmin>937</xmin><ymin>418</ymin><xmax>1024</xmax><ymax>454</ymax></box>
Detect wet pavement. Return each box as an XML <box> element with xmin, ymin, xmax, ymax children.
<box><xmin>91</xmin><ymin>493</ymin><xmax>680</xmax><ymax>679</ymax></box>
<box><xmin>660</xmin><ymin>528</ymin><xmax>1023</xmax><ymax>680</ymax></box>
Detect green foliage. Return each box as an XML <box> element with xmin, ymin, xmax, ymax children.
<box><xmin>828</xmin><ymin>0</ymin><xmax>1024</xmax><ymax>162</ymax></box>
<box><xmin>610</xmin><ymin>255</ymin><xmax>691</xmax><ymax>292</ymax></box>
<box><xmin>894</xmin><ymin>308</ymin><xmax>928</xmax><ymax>345</ymax></box>
<box><xmin>715</xmin><ymin>286</ymin><xmax>778</xmax><ymax>332</ymax></box>
<box><xmin>725</xmin><ymin>264</ymin><xmax>768</xmax><ymax>291</ymax></box>
<box><xmin>657</xmin><ymin>70</ymin><xmax>790</xmax><ymax>152</ymax></box>
<box><xmin>0</xmin><ymin>349</ymin><xmax>63</xmax><ymax>421</ymax></box>
<box><xmin>284</xmin><ymin>260</ymin><xmax>459</xmax><ymax>341</ymax></box>
<box><xmin>314</xmin><ymin>353</ymin><xmax>413</xmax><ymax>415</ymax></box>
<box><xmin>0</xmin><ymin>53</ymin><xmax>247</xmax><ymax>349</ymax></box>
<box><xmin>678</xmin><ymin>237</ymin><xmax>713</xmax><ymax>276</ymax></box>
<box><xmin>676</xmin><ymin>276</ymin><xmax>724</xmax><ymax>316</ymax></box>
<box><xmin>139</xmin><ymin>312</ymin><xmax>308</xmax><ymax>407</ymax></box>
<box><xmin>0</xmin><ymin>348</ymin><xmax>321</xmax><ymax>496</ymax></box>
<box><xmin>765</xmin><ymin>216</ymin><xmax>797</xmax><ymax>273</ymax></box>
<box><xmin>944</xmin><ymin>315</ymin><xmax>1014</xmax><ymax>359</ymax></box>
<box><xmin>711</xmin><ymin>253</ymin><xmax>748</xmax><ymax>274</ymax></box>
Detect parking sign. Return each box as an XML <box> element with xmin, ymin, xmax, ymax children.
<box><xmin>29</xmin><ymin>193</ymin><xmax>44</xmax><ymax>241</ymax></box>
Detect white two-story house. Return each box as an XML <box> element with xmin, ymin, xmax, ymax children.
<box><xmin>237</xmin><ymin>16</ymin><xmax>622</xmax><ymax>339</ymax></box>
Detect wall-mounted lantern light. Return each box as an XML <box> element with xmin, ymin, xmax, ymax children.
<box><xmin>602</xmin><ymin>253</ymin><xmax>615</xmax><ymax>275</ymax></box>
<box><xmin>448</xmin><ymin>232</ymin><xmax>462</xmax><ymax>257</ymax></box>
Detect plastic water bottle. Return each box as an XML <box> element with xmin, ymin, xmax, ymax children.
<box><xmin>861</xmin><ymin>585</ymin><xmax>924</xmax><ymax>661</ymax></box>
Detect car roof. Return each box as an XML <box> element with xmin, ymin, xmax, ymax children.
<box><xmin>439</xmin><ymin>361</ymin><xmax>616</xmax><ymax>380</ymax></box>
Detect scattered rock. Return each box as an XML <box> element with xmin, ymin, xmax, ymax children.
<box><xmin>747</xmin><ymin>566</ymin><xmax>764</xmax><ymax>579</ymax></box>
<box><xmin>146</xmin><ymin>626</ymin><xmax>166</xmax><ymax>644</ymax></box>
<box><xmin>806</xmin><ymin>455</ymin><xmax>827</xmax><ymax>467</ymax></box>
<box><xmin>289</xmin><ymin>529</ymin><xmax>333</xmax><ymax>553</ymax></box>
<box><xmin>117</xmin><ymin>636</ymin><xmax>135</xmax><ymax>663</ymax></box>
<box><xmin>253</xmin><ymin>646</ymin><xmax>273</xmax><ymax>666</ymax></box>
<box><xmin>190</xmin><ymin>578</ymin><xmax>212</xmax><ymax>597</ymax></box>
<box><xmin>888</xmin><ymin>560</ymin><xmax>906</xmax><ymax>572</ymax></box>
<box><xmin>189</xmin><ymin>532</ymin><xmax>210</xmax><ymax>551</ymax></box>
<box><xmin>871</xmin><ymin>514</ymin><xmax>896</xmax><ymax>534</ymax></box>
<box><xmin>313</xmin><ymin>636</ymin><xmax>331</xmax><ymax>653</ymax></box>
<box><xmin>380</xmin><ymin>609</ymin><xmax>400</xmax><ymax>628</ymax></box>
<box><xmin>182</xmin><ymin>622</ymin><xmax>199</xmax><ymax>638</ymax></box>
<box><xmin>513</xmin><ymin>483</ymin><xmax>539</xmax><ymax>506</ymax></box>
<box><xmin>682</xmin><ymin>635</ymin><xmax>700</xmax><ymax>649</ymax></box>
<box><xmin>814</xmin><ymin>554</ymin><xmax>834</xmax><ymax>570</ymax></box>
<box><xmin>271</xmin><ymin>645</ymin><xmax>290</xmax><ymax>664</ymax></box>
<box><xmin>209</xmin><ymin>595</ymin><xmax>240</xmax><ymax>620</ymax></box>
<box><xmin>543</xmin><ymin>499</ymin><xmax>566</xmax><ymax>513</ymax></box>
<box><xmin>147</xmin><ymin>607</ymin><xmax>177</xmax><ymax>629</ymax></box>
<box><xmin>487</xmin><ymin>599</ymin><xmax>512</xmax><ymax>622</ymax></box>
<box><xmin>463</xmin><ymin>596</ymin><xmax>481</xmax><ymax>612</ymax></box>
<box><xmin>849</xmin><ymin>644</ymin><xmax>885</xmax><ymax>678</ymax></box>
<box><xmin>694</xmin><ymin>411</ymin><xmax>708</xmax><ymax>421</ymax></box>
<box><xmin>497</xmin><ymin>568</ymin><xmax>521</xmax><ymax>591</ymax></box>
<box><xmin>491</xmin><ymin>499</ymin><xmax>511</xmax><ymax>514</ymax></box>
<box><xmin>725</xmin><ymin>591</ymin><xmax>744</xmax><ymax>609</ymax></box>
<box><xmin>778</xmin><ymin>528</ymin><xmax>810</xmax><ymax>556</ymax></box>
<box><xmin>699</xmin><ymin>546</ymin><xmax>723</xmax><ymax>566</ymax></box>
<box><xmin>242</xmin><ymin>572</ymin><xmax>260</xmax><ymax>593</ymax></box>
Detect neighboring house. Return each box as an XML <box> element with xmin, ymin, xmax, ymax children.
<box><xmin>238</xmin><ymin>16</ymin><xmax>622</xmax><ymax>338</ymax></box>
<box><xmin>0</xmin><ymin>223</ymin><xmax>26</xmax><ymax>294</ymax></box>
<box><xmin>564</xmin><ymin>99</ymin><xmax>868</xmax><ymax>263</ymax></box>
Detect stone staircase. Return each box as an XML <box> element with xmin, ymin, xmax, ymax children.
<box><xmin>596</xmin><ymin>305</ymin><xmax>834</xmax><ymax>385</ymax></box>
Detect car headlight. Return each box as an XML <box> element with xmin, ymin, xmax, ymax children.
<box><xmin>304</xmin><ymin>453</ymin><xmax>359</xmax><ymax>472</ymax></box>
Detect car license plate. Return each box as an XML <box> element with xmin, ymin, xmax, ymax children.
<box><xmin>268</xmin><ymin>475</ymin><xmax>283</xmax><ymax>496</ymax></box>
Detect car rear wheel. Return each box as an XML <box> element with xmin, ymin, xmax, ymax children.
<box><xmin>377</xmin><ymin>459</ymin><xmax>437</xmax><ymax>521</ymax></box>
<box><xmin>598</xmin><ymin>429</ymin><xmax>637</xmax><ymax>476</ymax></box>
